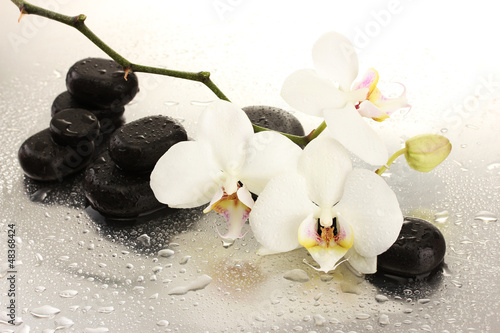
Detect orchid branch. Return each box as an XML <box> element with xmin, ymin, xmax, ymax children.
<box><xmin>10</xmin><ymin>0</ymin><xmax>324</xmax><ymax>146</ymax></box>
<box><xmin>10</xmin><ymin>0</ymin><xmax>229</xmax><ymax>101</ymax></box>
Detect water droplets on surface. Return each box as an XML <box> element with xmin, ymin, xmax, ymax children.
<box><xmin>30</xmin><ymin>305</ymin><xmax>61</xmax><ymax>318</ymax></box>
<box><xmin>474</xmin><ymin>211</ymin><xmax>497</xmax><ymax>223</ymax></box>
<box><xmin>137</xmin><ymin>234</ymin><xmax>151</xmax><ymax>247</ymax></box>
<box><xmin>283</xmin><ymin>269</ymin><xmax>310</xmax><ymax>283</ymax></box>
<box><xmin>55</xmin><ymin>316</ymin><xmax>74</xmax><ymax>329</ymax></box>
<box><xmin>167</xmin><ymin>274</ymin><xmax>212</xmax><ymax>295</ymax></box>
<box><xmin>97</xmin><ymin>306</ymin><xmax>114</xmax><ymax>314</ymax></box>
<box><xmin>158</xmin><ymin>249</ymin><xmax>175</xmax><ymax>258</ymax></box>
<box><xmin>157</xmin><ymin>320</ymin><xmax>169</xmax><ymax>327</ymax></box>
<box><xmin>379</xmin><ymin>314</ymin><xmax>390</xmax><ymax>326</ymax></box>
<box><xmin>59</xmin><ymin>290</ymin><xmax>78</xmax><ymax>298</ymax></box>
<box><xmin>434</xmin><ymin>210</ymin><xmax>449</xmax><ymax>224</ymax></box>
<box><xmin>84</xmin><ymin>328</ymin><xmax>109</xmax><ymax>333</ymax></box>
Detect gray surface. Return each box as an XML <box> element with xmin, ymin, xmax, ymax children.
<box><xmin>1</xmin><ymin>1</ymin><xmax>499</xmax><ymax>332</ymax></box>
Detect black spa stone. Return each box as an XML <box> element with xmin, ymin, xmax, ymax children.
<box><xmin>108</xmin><ymin>115</ymin><xmax>187</xmax><ymax>173</ymax></box>
<box><xmin>66</xmin><ymin>58</ymin><xmax>139</xmax><ymax>109</ymax></box>
<box><xmin>84</xmin><ymin>152</ymin><xmax>164</xmax><ymax>218</ymax></box>
<box><xmin>50</xmin><ymin>109</ymin><xmax>100</xmax><ymax>147</ymax></box>
<box><xmin>242</xmin><ymin>105</ymin><xmax>305</xmax><ymax>136</ymax></box>
<box><xmin>18</xmin><ymin>128</ymin><xmax>95</xmax><ymax>182</ymax></box>
<box><xmin>51</xmin><ymin>91</ymin><xmax>125</xmax><ymax>120</ymax></box>
<box><xmin>377</xmin><ymin>217</ymin><xmax>446</xmax><ymax>278</ymax></box>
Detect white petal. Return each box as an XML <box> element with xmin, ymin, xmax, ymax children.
<box><xmin>307</xmin><ymin>245</ymin><xmax>349</xmax><ymax>273</ymax></box>
<box><xmin>336</xmin><ymin>169</ymin><xmax>403</xmax><ymax>258</ymax></box>
<box><xmin>323</xmin><ymin>103</ymin><xmax>388</xmax><ymax>165</ymax></box>
<box><xmin>239</xmin><ymin>131</ymin><xmax>302</xmax><ymax>195</ymax></box>
<box><xmin>249</xmin><ymin>173</ymin><xmax>316</xmax><ymax>253</ymax></box>
<box><xmin>150</xmin><ymin>141</ymin><xmax>220</xmax><ymax>208</ymax></box>
<box><xmin>236</xmin><ymin>185</ymin><xmax>254</xmax><ymax>209</ymax></box>
<box><xmin>281</xmin><ymin>69</ymin><xmax>347</xmax><ymax>116</ymax></box>
<box><xmin>298</xmin><ymin>136</ymin><xmax>352</xmax><ymax>208</ymax></box>
<box><xmin>197</xmin><ymin>100</ymin><xmax>254</xmax><ymax>173</ymax></box>
<box><xmin>345</xmin><ymin>248</ymin><xmax>377</xmax><ymax>274</ymax></box>
<box><xmin>312</xmin><ymin>31</ymin><xmax>359</xmax><ymax>91</ymax></box>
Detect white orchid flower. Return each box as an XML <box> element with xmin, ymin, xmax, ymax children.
<box><xmin>150</xmin><ymin>100</ymin><xmax>302</xmax><ymax>244</ymax></box>
<box><xmin>281</xmin><ymin>31</ymin><xmax>409</xmax><ymax>165</ymax></box>
<box><xmin>249</xmin><ymin>136</ymin><xmax>403</xmax><ymax>274</ymax></box>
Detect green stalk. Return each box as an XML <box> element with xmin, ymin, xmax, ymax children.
<box><xmin>376</xmin><ymin>148</ymin><xmax>406</xmax><ymax>176</ymax></box>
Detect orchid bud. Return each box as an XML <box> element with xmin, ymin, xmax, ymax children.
<box><xmin>404</xmin><ymin>134</ymin><xmax>451</xmax><ymax>172</ymax></box>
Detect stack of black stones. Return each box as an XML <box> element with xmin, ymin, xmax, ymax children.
<box><xmin>17</xmin><ymin>58</ymin><xmax>446</xmax><ymax>279</ymax></box>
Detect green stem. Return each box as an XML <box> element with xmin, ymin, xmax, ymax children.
<box><xmin>10</xmin><ymin>0</ymin><xmax>230</xmax><ymax>101</ymax></box>
<box><xmin>11</xmin><ymin>0</ymin><xmax>327</xmax><ymax>146</ymax></box>
<box><xmin>252</xmin><ymin>120</ymin><xmax>327</xmax><ymax>147</ymax></box>
<box><xmin>376</xmin><ymin>148</ymin><xmax>406</xmax><ymax>176</ymax></box>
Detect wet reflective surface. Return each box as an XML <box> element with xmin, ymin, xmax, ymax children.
<box><xmin>1</xmin><ymin>1</ymin><xmax>500</xmax><ymax>332</ymax></box>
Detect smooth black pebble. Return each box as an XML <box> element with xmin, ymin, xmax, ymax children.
<box><xmin>50</xmin><ymin>109</ymin><xmax>100</xmax><ymax>146</ymax></box>
<box><xmin>51</xmin><ymin>91</ymin><xmax>125</xmax><ymax>120</ymax></box>
<box><xmin>377</xmin><ymin>217</ymin><xmax>446</xmax><ymax>278</ymax></box>
<box><xmin>18</xmin><ymin>128</ymin><xmax>95</xmax><ymax>181</ymax></box>
<box><xmin>84</xmin><ymin>152</ymin><xmax>164</xmax><ymax>218</ymax></box>
<box><xmin>66</xmin><ymin>58</ymin><xmax>139</xmax><ymax>109</ymax></box>
<box><xmin>243</xmin><ymin>105</ymin><xmax>305</xmax><ymax>136</ymax></box>
<box><xmin>108</xmin><ymin>115</ymin><xmax>187</xmax><ymax>173</ymax></box>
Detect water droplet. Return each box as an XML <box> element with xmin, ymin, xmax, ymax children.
<box><xmin>35</xmin><ymin>286</ymin><xmax>46</xmax><ymax>293</ymax></box>
<box><xmin>59</xmin><ymin>290</ymin><xmax>78</xmax><ymax>298</ymax></box>
<box><xmin>137</xmin><ymin>234</ymin><xmax>151</xmax><ymax>247</ymax></box>
<box><xmin>55</xmin><ymin>316</ymin><xmax>74</xmax><ymax>329</ymax></box>
<box><xmin>418</xmin><ymin>298</ymin><xmax>431</xmax><ymax>304</ymax></box>
<box><xmin>313</xmin><ymin>314</ymin><xmax>326</xmax><ymax>326</ymax></box>
<box><xmin>167</xmin><ymin>274</ymin><xmax>212</xmax><ymax>295</ymax></box>
<box><xmin>157</xmin><ymin>320</ymin><xmax>169</xmax><ymax>326</ymax></box>
<box><xmin>434</xmin><ymin>210</ymin><xmax>449</xmax><ymax>224</ymax></box>
<box><xmin>84</xmin><ymin>328</ymin><xmax>109</xmax><ymax>333</ymax></box>
<box><xmin>283</xmin><ymin>269</ymin><xmax>309</xmax><ymax>283</ymax></box>
<box><xmin>164</xmin><ymin>101</ymin><xmax>179</xmax><ymax>106</ymax></box>
<box><xmin>30</xmin><ymin>305</ymin><xmax>61</xmax><ymax>318</ymax></box>
<box><xmin>379</xmin><ymin>314</ymin><xmax>390</xmax><ymax>326</ymax></box>
<box><xmin>97</xmin><ymin>306</ymin><xmax>114</xmax><ymax>314</ymax></box>
<box><xmin>451</xmin><ymin>280</ymin><xmax>463</xmax><ymax>288</ymax></box>
<box><xmin>179</xmin><ymin>255</ymin><xmax>191</xmax><ymax>265</ymax></box>
<box><xmin>34</xmin><ymin>253</ymin><xmax>44</xmax><ymax>266</ymax></box>
<box><xmin>474</xmin><ymin>211</ymin><xmax>497</xmax><ymax>223</ymax></box>
<box><xmin>158</xmin><ymin>249</ymin><xmax>175</xmax><ymax>257</ymax></box>
<box><xmin>190</xmin><ymin>100</ymin><xmax>212</xmax><ymax>106</ymax></box>
<box><xmin>440</xmin><ymin>128</ymin><xmax>448</xmax><ymax>133</ymax></box>
<box><xmin>375</xmin><ymin>294</ymin><xmax>389</xmax><ymax>303</ymax></box>
<box><xmin>356</xmin><ymin>313</ymin><xmax>370</xmax><ymax>320</ymax></box>
<box><xmin>487</xmin><ymin>162</ymin><xmax>500</xmax><ymax>170</ymax></box>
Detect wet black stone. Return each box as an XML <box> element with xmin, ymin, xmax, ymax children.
<box><xmin>84</xmin><ymin>152</ymin><xmax>164</xmax><ymax>218</ymax></box>
<box><xmin>377</xmin><ymin>217</ymin><xmax>446</xmax><ymax>278</ymax></box>
<box><xmin>18</xmin><ymin>128</ymin><xmax>95</xmax><ymax>182</ymax></box>
<box><xmin>108</xmin><ymin>115</ymin><xmax>187</xmax><ymax>173</ymax></box>
<box><xmin>50</xmin><ymin>109</ymin><xmax>100</xmax><ymax>146</ymax></box>
<box><xmin>51</xmin><ymin>91</ymin><xmax>125</xmax><ymax>120</ymax></box>
<box><xmin>242</xmin><ymin>105</ymin><xmax>305</xmax><ymax>136</ymax></box>
<box><xmin>66</xmin><ymin>58</ymin><xmax>139</xmax><ymax>109</ymax></box>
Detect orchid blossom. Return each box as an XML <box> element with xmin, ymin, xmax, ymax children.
<box><xmin>150</xmin><ymin>100</ymin><xmax>302</xmax><ymax>244</ymax></box>
<box><xmin>249</xmin><ymin>136</ymin><xmax>403</xmax><ymax>274</ymax></box>
<box><xmin>281</xmin><ymin>31</ymin><xmax>409</xmax><ymax>165</ymax></box>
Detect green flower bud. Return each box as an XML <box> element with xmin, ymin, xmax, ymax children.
<box><xmin>404</xmin><ymin>134</ymin><xmax>452</xmax><ymax>172</ymax></box>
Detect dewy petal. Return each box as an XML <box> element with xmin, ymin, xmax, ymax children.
<box><xmin>239</xmin><ymin>131</ymin><xmax>302</xmax><ymax>195</ymax></box>
<box><xmin>236</xmin><ymin>185</ymin><xmax>254</xmax><ymax>209</ymax></box>
<box><xmin>211</xmin><ymin>196</ymin><xmax>252</xmax><ymax>242</ymax></box>
<box><xmin>344</xmin><ymin>248</ymin><xmax>377</xmax><ymax>274</ymax></box>
<box><xmin>281</xmin><ymin>69</ymin><xmax>347</xmax><ymax>116</ymax></box>
<box><xmin>357</xmin><ymin>100</ymin><xmax>390</xmax><ymax>122</ymax></box>
<box><xmin>368</xmin><ymin>85</ymin><xmax>409</xmax><ymax>114</ymax></box>
<box><xmin>352</xmin><ymin>68</ymin><xmax>379</xmax><ymax>96</ymax></box>
<box><xmin>336</xmin><ymin>169</ymin><xmax>403</xmax><ymax>258</ymax></box>
<box><xmin>298</xmin><ymin>136</ymin><xmax>352</xmax><ymax>208</ymax></box>
<box><xmin>323</xmin><ymin>103</ymin><xmax>389</xmax><ymax>165</ymax></box>
<box><xmin>298</xmin><ymin>215</ymin><xmax>349</xmax><ymax>272</ymax></box>
<box><xmin>150</xmin><ymin>141</ymin><xmax>220</xmax><ymax>208</ymax></box>
<box><xmin>196</xmin><ymin>100</ymin><xmax>254</xmax><ymax>174</ymax></box>
<box><xmin>249</xmin><ymin>173</ymin><xmax>316</xmax><ymax>253</ymax></box>
<box><xmin>312</xmin><ymin>31</ymin><xmax>359</xmax><ymax>91</ymax></box>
